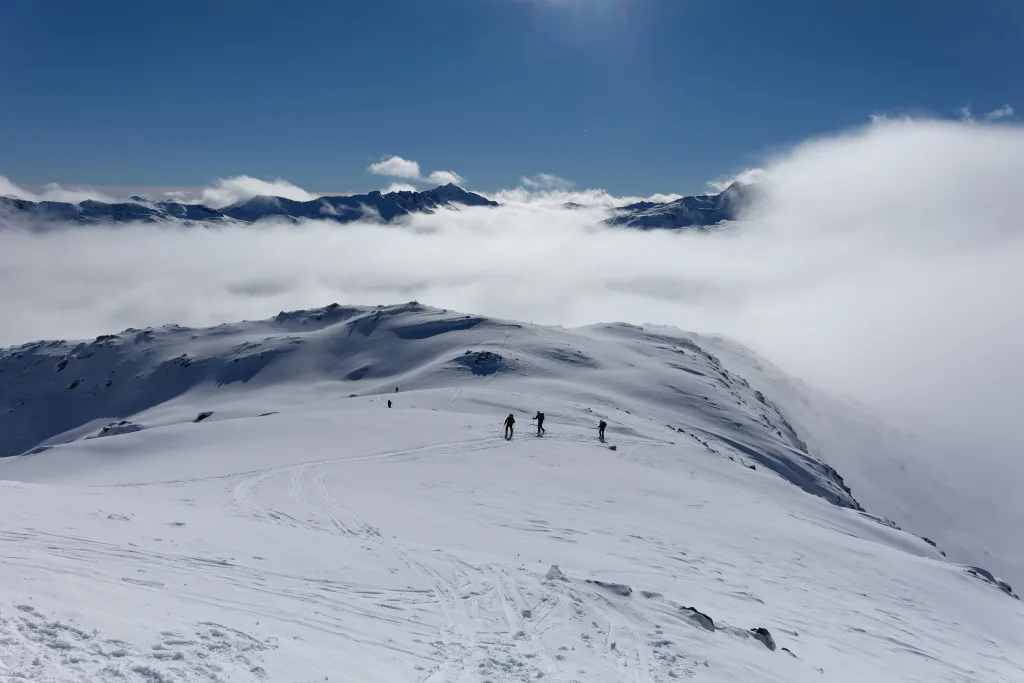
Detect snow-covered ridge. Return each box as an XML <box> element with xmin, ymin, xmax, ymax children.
<box><xmin>0</xmin><ymin>304</ymin><xmax>842</xmax><ymax>502</ymax></box>
<box><xmin>0</xmin><ymin>302</ymin><xmax>856</xmax><ymax>508</ymax></box>
<box><xmin>1</xmin><ymin>302</ymin><xmax>1022</xmax><ymax>682</ymax></box>
<box><xmin>0</xmin><ymin>183</ymin><xmax>497</xmax><ymax>227</ymax></box>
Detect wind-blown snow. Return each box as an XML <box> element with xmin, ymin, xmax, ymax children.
<box><xmin>0</xmin><ymin>303</ymin><xmax>1021</xmax><ymax>682</ymax></box>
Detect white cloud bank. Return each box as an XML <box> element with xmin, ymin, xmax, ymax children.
<box><xmin>986</xmin><ymin>104</ymin><xmax>1015</xmax><ymax>121</ymax></box>
<box><xmin>958</xmin><ymin>104</ymin><xmax>1017</xmax><ymax>123</ymax></box>
<box><xmin>199</xmin><ymin>176</ymin><xmax>316</xmax><ymax>208</ymax></box>
<box><xmin>424</xmin><ymin>170</ymin><xmax>464</xmax><ymax>185</ymax></box>
<box><xmin>489</xmin><ymin>174</ymin><xmax>681</xmax><ymax>209</ymax></box>
<box><xmin>381</xmin><ymin>182</ymin><xmax>418</xmax><ymax>194</ymax></box>
<box><xmin>0</xmin><ymin>175</ymin><xmax>318</xmax><ymax>208</ymax></box>
<box><xmin>0</xmin><ymin>176</ymin><xmax>118</xmax><ymax>204</ymax></box>
<box><xmin>520</xmin><ymin>173</ymin><xmax>575</xmax><ymax>191</ymax></box>
<box><xmin>367</xmin><ymin>155</ymin><xmax>465</xmax><ymax>187</ymax></box>
<box><xmin>2</xmin><ymin>116</ymin><xmax>1023</xmax><ymax>587</ymax></box>
<box><xmin>367</xmin><ymin>155</ymin><xmax>422</xmax><ymax>179</ymax></box>
<box><xmin>706</xmin><ymin>167</ymin><xmax>768</xmax><ymax>192</ymax></box>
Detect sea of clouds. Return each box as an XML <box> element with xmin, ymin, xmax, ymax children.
<box><xmin>2</xmin><ymin>115</ymin><xmax>1023</xmax><ymax>585</ymax></box>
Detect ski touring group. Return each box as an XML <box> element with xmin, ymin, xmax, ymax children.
<box><xmin>387</xmin><ymin>387</ymin><xmax>609</xmax><ymax>443</ymax></box>
<box><xmin>503</xmin><ymin>411</ymin><xmax>608</xmax><ymax>442</ymax></box>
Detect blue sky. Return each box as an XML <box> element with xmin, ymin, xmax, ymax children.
<box><xmin>1</xmin><ymin>0</ymin><xmax>1020</xmax><ymax>196</ymax></box>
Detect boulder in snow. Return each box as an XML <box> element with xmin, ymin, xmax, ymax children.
<box><xmin>679</xmin><ymin>606</ymin><xmax>715</xmax><ymax>632</ymax></box>
<box><xmin>94</xmin><ymin>420</ymin><xmax>144</xmax><ymax>438</ymax></box>
<box><xmin>586</xmin><ymin>580</ymin><xmax>632</xmax><ymax>597</ymax></box>
<box><xmin>545</xmin><ymin>565</ymin><xmax>567</xmax><ymax>581</ymax></box>
<box><xmin>966</xmin><ymin>566</ymin><xmax>1019</xmax><ymax>599</ymax></box>
<box><xmin>750</xmin><ymin>627</ymin><xmax>776</xmax><ymax>651</ymax></box>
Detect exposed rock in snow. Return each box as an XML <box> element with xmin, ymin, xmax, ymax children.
<box><xmin>545</xmin><ymin>565</ymin><xmax>567</xmax><ymax>581</ymax></box>
<box><xmin>93</xmin><ymin>420</ymin><xmax>144</xmax><ymax>438</ymax></box>
<box><xmin>585</xmin><ymin>580</ymin><xmax>633</xmax><ymax>597</ymax></box>
<box><xmin>453</xmin><ymin>350</ymin><xmax>506</xmax><ymax>376</ymax></box>
<box><xmin>749</xmin><ymin>627</ymin><xmax>777</xmax><ymax>651</ymax></box>
<box><xmin>679</xmin><ymin>606</ymin><xmax>716</xmax><ymax>632</ymax></box>
<box><xmin>966</xmin><ymin>566</ymin><xmax>1019</xmax><ymax>599</ymax></box>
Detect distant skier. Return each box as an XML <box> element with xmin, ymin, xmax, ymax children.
<box><xmin>504</xmin><ymin>413</ymin><xmax>516</xmax><ymax>439</ymax></box>
<box><xmin>532</xmin><ymin>411</ymin><xmax>545</xmax><ymax>436</ymax></box>
<box><xmin>395</xmin><ymin>386</ymin><xmax>400</xmax><ymax>393</ymax></box>
<box><xmin>598</xmin><ymin>420</ymin><xmax>607</xmax><ymax>441</ymax></box>
<box><xmin>387</xmin><ymin>399</ymin><xmax>392</xmax><ymax>408</ymax></box>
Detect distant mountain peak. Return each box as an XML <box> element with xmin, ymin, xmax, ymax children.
<box><xmin>606</xmin><ymin>183</ymin><xmax>760</xmax><ymax>230</ymax></box>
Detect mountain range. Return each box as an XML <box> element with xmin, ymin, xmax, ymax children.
<box><xmin>0</xmin><ymin>183</ymin><xmax>498</xmax><ymax>227</ymax></box>
<box><xmin>0</xmin><ymin>182</ymin><xmax>756</xmax><ymax>229</ymax></box>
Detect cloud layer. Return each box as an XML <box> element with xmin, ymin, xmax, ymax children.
<box><xmin>0</xmin><ymin>176</ymin><xmax>118</xmax><ymax>204</ymax></box>
<box><xmin>367</xmin><ymin>155</ymin><xmax>422</xmax><ymax>179</ymax></box>
<box><xmin>198</xmin><ymin>176</ymin><xmax>316</xmax><ymax>208</ymax></box>
<box><xmin>520</xmin><ymin>173</ymin><xmax>575</xmax><ymax>191</ymax></box>
<box><xmin>0</xmin><ymin>175</ymin><xmax>318</xmax><ymax>208</ymax></box>
<box><xmin>1</xmin><ymin>117</ymin><xmax>1023</xmax><ymax>586</ymax></box>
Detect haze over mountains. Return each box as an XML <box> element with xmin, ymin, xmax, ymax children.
<box><xmin>0</xmin><ymin>182</ymin><xmax>751</xmax><ymax>230</ymax></box>
<box><xmin>0</xmin><ymin>183</ymin><xmax>497</xmax><ymax>227</ymax></box>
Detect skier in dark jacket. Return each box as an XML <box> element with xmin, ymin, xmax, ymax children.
<box><xmin>533</xmin><ymin>411</ymin><xmax>545</xmax><ymax>436</ymax></box>
<box><xmin>598</xmin><ymin>420</ymin><xmax>607</xmax><ymax>441</ymax></box>
<box><xmin>387</xmin><ymin>399</ymin><xmax>392</xmax><ymax>408</ymax></box>
<box><xmin>504</xmin><ymin>413</ymin><xmax>515</xmax><ymax>439</ymax></box>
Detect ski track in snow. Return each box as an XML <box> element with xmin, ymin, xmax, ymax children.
<box><xmin>0</xmin><ymin>604</ymin><xmax>276</xmax><ymax>683</ymax></box>
<box><xmin>3</xmin><ymin>432</ymin><xmax>695</xmax><ymax>682</ymax></box>
<box><xmin>2</xmin><ymin>412</ymin><xmax>1021</xmax><ymax>682</ymax></box>
<box><xmin>229</xmin><ymin>446</ymin><xmax>574</xmax><ymax>682</ymax></box>
<box><xmin>221</xmin><ymin>444</ymin><xmax>793</xmax><ymax>683</ymax></box>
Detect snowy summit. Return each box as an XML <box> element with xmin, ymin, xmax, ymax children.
<box><xmin>0</xmin><ymin>302</ymin><xmax>1021</xmax><ymax>682</ymax></box>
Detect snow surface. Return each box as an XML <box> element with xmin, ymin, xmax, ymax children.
<box><xmin>0</xmin><ymin>303</ymin><xmax>1021</xmax><ymax>682</ymax></box>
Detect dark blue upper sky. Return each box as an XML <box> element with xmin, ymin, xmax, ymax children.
<box><xmin>1</xmin><ymin>0</ymin><xmax>1020</xmax><ymax>195</ymax></box>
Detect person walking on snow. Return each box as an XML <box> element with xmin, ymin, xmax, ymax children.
<box><xmin>598</xmin><ymin>420</ymin><xmax>607</xmax><ymax>441</ymax></box>
<box><xmin>533</xmin><ymin>411</ymin><xmax>545</xmax><ymax>436</ymax></box>
<box><xmin>387</xmin><ymin>399</ymin><xmax>392</xmax><ymax>408</ymax></box>
<box><xmin>504</xmin><ymin>413</ymin><xmax>516</xmax><ymax>439</ymax></box>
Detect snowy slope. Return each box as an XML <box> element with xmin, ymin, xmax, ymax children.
<box><xmin>688</xmin><ymin>333</ymin><xmax>1024</xmax><ymax>596</ymax></box>
<box><xmin>0</xmin><ymin>304</ymin><xmax>1021</xmax><ymax>682</ymax></box>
